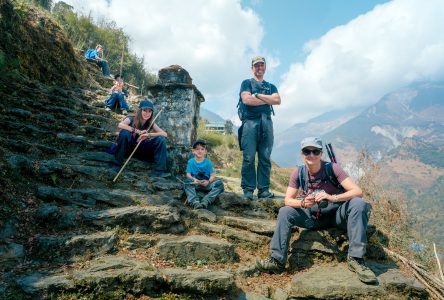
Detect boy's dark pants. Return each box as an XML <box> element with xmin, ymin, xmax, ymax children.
<box><xmin>184</xmin><ymin>180</ymin><xmax>224</xmax><ymax>206</ymax></box>
<box><xmin>270</xmin><ymin>198</ymin><xmax>371</xmax><ymax>265</ymax></box>
<box><xmin>114</xmin><ymin>130</ymin><xmax>167</xmax><ymax>172</ymax></box>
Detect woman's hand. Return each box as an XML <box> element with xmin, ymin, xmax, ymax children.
<box><xmin>314</xmin><ymin>191</ymin><xmax>333</xmax><ymax>203</ymax></box>
<box><xmin>302</xmin><ymin>194</ymin><xmax>317</xmax><ymax>208</ymax></box>
<box><xmin>137</xmin><ymin>133</ymin><xmax>149</xmax><ymax>143</ymax></box>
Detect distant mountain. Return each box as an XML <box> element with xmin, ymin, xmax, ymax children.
<box><xmin>272</xmin><ymin>107</ymin><xmax>363</xmax><ymax>167</ymax></box>
<box><xmin>324</xmin><ymin>82</ymin><xmax>444</xmax><ymax>161</ymax></box>
<box><xmin>200</xmin><ymin>107</ymin><xmax>225</xmax><ymax>123</ymax></box>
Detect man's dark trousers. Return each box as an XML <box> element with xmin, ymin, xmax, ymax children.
<box><xmin>240</xmin><ymin>114</ymin><xmax>273</xmax><ymax>194</ymax></box>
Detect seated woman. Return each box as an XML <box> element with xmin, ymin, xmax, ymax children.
<box><xmin>104</xmin><ymin>74</ymin><xmax>131</xmax><ymax>114</ymax></box>
<box><xmin>256</xmin><ymin>137</ymin><xmax>377</xmax><ymax>284</ymax></box>
<box><xmin>112</xmin><ymin>99</ymin><xmax>168</xmax><ymax>177</ymax></box>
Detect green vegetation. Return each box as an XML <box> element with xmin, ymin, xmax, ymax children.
<box><xmin>51</xmin><ymin>1</ymin><xmax>157</xmax><ymax>91</ymax></box>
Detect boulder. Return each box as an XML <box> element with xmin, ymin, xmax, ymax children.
<box><xmin>156</xmin><ymin>235</ymin><xmax>237</xmax><ymax>264</ymax></box>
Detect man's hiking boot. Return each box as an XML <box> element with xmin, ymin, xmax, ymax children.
<box><xmin>122</xmin><ymin>110</ymin><xmax>128</xmax><ymax>115</ymax></box>
<box><xmin>347</xmin><ymin>256</ymin><xmax>378</xmax><ymax>284</ymax></box>
<box><xmin>256</xmin><ymin>256</ymin><xmax>284</xmax><ymax>274</ymax></box>
<box><xmin>243</xmin><ymin>191</ymin><xmax>254</xmax><ymax>201</ymax></box>
<box><xmin>258</xmin><ymin>190</ymin><xmax>274</xmax><ymax>199</ymax></box>
<box><xmin>105</xmin><ymin>107</ymin><xmax>111</xmax><ymax>112</ymax></box>
<box><xmin>152</xmin><ymin>171</ymin><xmax>171</xmax><ymax>178</ymax></box>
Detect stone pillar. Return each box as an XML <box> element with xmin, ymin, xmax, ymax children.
<box><xmin>148</xmin><ymin>65</ymin><xmax>204</xmax><ymax>174</ymax></box>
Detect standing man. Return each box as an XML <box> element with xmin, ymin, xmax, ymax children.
<box><xmin>238</xmin><ymin>56</ymin><xmax>281</xmax><ymax>200</ymax></box>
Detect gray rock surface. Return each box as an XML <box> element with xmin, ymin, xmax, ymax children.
<box><xmin>156</xmin><ymin>235</ymin><xmax>237</xmax><ymax>264</ymax></box>
<box><xmin>289</xmin><ymin>264</ymin><xmax>427</xmax><ymax>300</ymax></box>
<box><xmin>161</xmin><ymin>268</ymin><xmax>235</xmax><ymax>295</ymax></box>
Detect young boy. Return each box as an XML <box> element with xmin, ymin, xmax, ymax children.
<box><xmin>104</xmin><ymin>74</ymin><xmax>131</xmax><ymax>114</ymax></box>
<box><xmin>184</xmin><ymin>139</ymin><xmax>224</xmax><ymax>209</ymax></box>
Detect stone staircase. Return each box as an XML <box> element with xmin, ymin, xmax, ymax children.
<box><xmin>0</xmin><ymin>73</ymin><xmax>429</xmax><ymax>300</ymax></box>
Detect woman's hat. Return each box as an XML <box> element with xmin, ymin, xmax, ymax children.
<box><xmin>301</xmin><ymin>137</ymin><xmax>323</xmax><ymax>149</ymax></box>
<box><xmin>139</xmin><ymin>99</ymin><xmax>154</xmax><ymax>110</ymax></box>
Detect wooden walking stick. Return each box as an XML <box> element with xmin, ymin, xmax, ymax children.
<box><xmin>119</xmin><ymin>44</ymin><xmax>125</xmax><ymax>77</ymax></box>
<box><xmin>113</xmin><ymin>108</ymin><xmax>164</xmax><ymax>182</ymax></box>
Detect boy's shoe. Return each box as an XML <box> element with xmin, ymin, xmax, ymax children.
<box><xmin>188</xmin><ymin>199</ymin><xmax>203</xmax><ymax>209</ymax></box>
<box><xmin>258</xmin><ymin>190</ymin><xmax>274</xmax><ymax>199</ymax></box>
<box><xmin>105</xmin><ymin>107</ymin><xmax>111</xmax><ymax>111</ymax></box>
<box><xmin>200</xmin><ymin>196</ymin><xmax>211</xmax><ymax>209</ymax></box>
<box><xmin>347</xmin><ymin>256</ymin><xmax>378</xmax><ymax>284</ymax></box>
<box><xmin>256</xmin><ymin>256</ymin><xmax>284</xmax><ymax>274</ymax></box>
<box><xmin>122</xmin><ymin>110</ymin><xmax>128</xmax><ymax>115</ymax></box>
<box><xmin>243</xmin><ymin>191</ymin><xmax>254</xmax><ymax>200</ymax></box>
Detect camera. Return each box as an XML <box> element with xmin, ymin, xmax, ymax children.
<box><xmin>308</xmin><ymin>189</ymin><xmax>328</xmax><ymax>208</ymax></box>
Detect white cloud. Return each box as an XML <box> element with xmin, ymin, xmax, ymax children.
<box><xmin>276</xmin><ymin>0</ymin><xmax>444</xmax><ymax>130</ymax></box>
<box><xmin>61</xmin><ymin>0</ymin><xmax>272</xmax><ymax>120</ymax></box>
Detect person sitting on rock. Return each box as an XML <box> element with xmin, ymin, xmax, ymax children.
<box><xmin>112</xmin><ymin>99</ymin><xmax>169</xmax><ymax>177</ymax></box>
<box><xmin>104</xmin><ymin>74</ymin><xmax>131</xmax><ymax>115</ymax></box>
<box><xmin>184</xmin><ymin>139</ymin><xmax>224</xmax><ymax>209</ymax></box>
<box><xmin>256</xmin><ymin>137</ymin><xmax>377</xmax><ymax>284</ymax></box>
<box><xmin>85</xmin><ymin>44</ymin><xmax>111</xmax><ymax>77</ymax></box>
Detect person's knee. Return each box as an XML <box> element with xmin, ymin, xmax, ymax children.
<box><xmin>118</xmin><ymin>130</ymin><xmax>132</xmax><ymax>141</ymax></box>
<box><xmin>277</xmin><ymin>206</ymin><xmax>295</xmax><ymax>222</ymax></box>
<box><xmin>213</xmin><ymin>179</ymin><xmax>224</xmax><ymax>190</ymax></box>
<box><xmin>349</xmin><ymin>197</ymin><xmax>369</xmax><ymax>213</ymax></box>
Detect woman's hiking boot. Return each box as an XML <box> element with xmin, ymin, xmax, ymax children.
<box><xmin>347</xmin><ymin>256</ymin><xmax>378</xmax><ymax>284</ymax></box>
<box><xmin>256</xmin><ymin>256</ymin><xmax>284</xmax><ymax>274</ymax></box>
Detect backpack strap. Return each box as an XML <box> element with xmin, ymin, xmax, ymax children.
<box><xmin>298</xmin><ymin>165</ymin><xmax>309</xmax><ymax>194</ymax></box>
<box><xmin>324</xmin><ymin>162</ymin><xmax>344</xmax><ymax>191</ymax></box>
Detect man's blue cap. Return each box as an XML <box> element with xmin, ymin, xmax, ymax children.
<box><xmin>192</xmin><ymin>139</ymin><xmax>207</xmax><ymax>148</ymax></box>
<box><xmin>139</xmin><ymin>99</ymin><xmax>154</xmax><ymax>110</ymax></box>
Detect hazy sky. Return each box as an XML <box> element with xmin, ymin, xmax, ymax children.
<box><xmin>61</xmin><ymin>0</ymin><xmax>444</xmax><ymax>132</ymax></box>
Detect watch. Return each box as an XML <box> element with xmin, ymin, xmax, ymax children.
<box><xmin>253</xmin><ymin>92</ymin><xmax>258</xmax><ymax>98</ymax></box>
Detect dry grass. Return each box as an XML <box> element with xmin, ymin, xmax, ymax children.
<box><xmin>356</xmin><ymin>151</ymin><xmax>435</xmax><ymax>268</ymax></box>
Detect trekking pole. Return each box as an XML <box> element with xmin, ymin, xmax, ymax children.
<box><xmin>326</xmin><ymin>143</ymin><xmax>334</xmax><ymax>162</ymax></box>
<box><xmin>113</xmin><ymin>108</ymin><xmax>164</xmax><ymax>182</ymax></box>
<box><xmin>326</xmin><ymin>143</ymin><xmax>337</xmax><ymax>163</ymax></box>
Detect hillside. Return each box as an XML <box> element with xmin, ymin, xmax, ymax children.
<box><xmin>0</xmin><ymin>1</ymin><xmax>441</xmax><ymax>299</ymax></box>
<box><xmin>272</xmin><ymin>107</ymin><xmax>363</xmax><ymax>167</ymax></box>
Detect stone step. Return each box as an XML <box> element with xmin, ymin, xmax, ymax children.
<box><xmin>199</xmin><ymin>222</ymin><xmax>270</xmax><ymax>246</ymax></box>
<box><xmin>36</xmin><ymin>205</ymin><xmax>185</xmax><ymax>234</ymax></box>
<box><xmin>289</xmin><ymin>264</ymin><xmax>427</xmax><ymax>299</ymax></box>
<box><xmin>36</xmin><ymin>186</ymin><xmax>167</xmax><ymax>208</ymax></box>
<box><xmin>222</xmin><ymin>216</ymin><xmax>276</xmax><ymax>236</ymax></box>
<box><xmin>16</xmin><ymin>255</ymin><xmax>235</xmax><ymax>298</ymax></box>
<box><xmin>288</xmin><ymin>226</ymin><xmax>383</xmax><ymax>271</ymax></box>
<box><xmin>31</xmin><ymin>231</ymin><xmax>118</xmax><ymax>262</ymax></box>
<box><xmin>0</xmin><ymin>242</ymin><xmax>25</xmax><ymax>269</ymax></box>
<box><xmin>56</xmin><ymin>133</ymin><xmax>114</xmax><ymax>149</ymax></box>
<box><xmin>155</xmin><ymin>235</ymin><xmax>237</xmax><ymax>265</ymax></box>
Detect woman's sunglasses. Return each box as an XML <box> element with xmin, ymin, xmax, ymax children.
<box><xmin>302</xmin><ymin>148</ymin><xmax>322</xmax><ymax>156</ymax></box>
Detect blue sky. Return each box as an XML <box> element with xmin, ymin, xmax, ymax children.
<box><xmin>62</xmin><ymin>0</ymin><xmax>444</xmax><ymax>132</ymax></box>
<box><xmin>241</xmin><ymin>0</ymin><xmax>390</xmax><ymax>82</ymax></box>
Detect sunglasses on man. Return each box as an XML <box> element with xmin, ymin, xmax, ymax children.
<box><xmin>302</xmin><ymin>148</ymin><xmax>322</xmax><ymax>156</ymax></box>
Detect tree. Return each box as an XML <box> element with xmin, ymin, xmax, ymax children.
<box><xmin>224</xmin><ymin>120</ymin><xmax>234</xmax><ymax>135</ymax></box>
